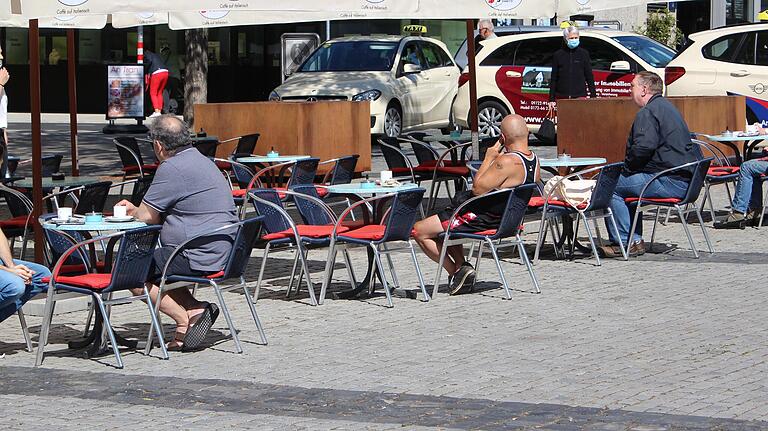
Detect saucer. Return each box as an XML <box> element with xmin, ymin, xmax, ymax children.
<box><xmin>104</xmin><ymin>216</ymin><xmax>135</xmax><ymax>222</ymax></box>
<box><xmin>50</xmin><ymin>218</ymin><xmax>85</xmax><ymax>225</ymax></box>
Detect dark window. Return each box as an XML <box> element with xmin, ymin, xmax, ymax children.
<box><xmin>580</xmin><ymin>37</ymin><xmax>633</xmax><ymax>71</ymax></box>
<box><xmin>514</xmin><ymin>37</ymin><xmax>561</xmax><ymax>67</ymax></box>
<box><xmin>756</xmin><ymin>31</ymin><xmax>768</xmax><ymax>66</ymax></box>
<box><xmin>299</xmin><ymin>41</ymin><xmax>398</xmax><ymax>72</ymax></box>
<box><xmin>480</xmin><ymin>40</ymin><xmax>519</xmax><ymax>66</ymax></box>
<box><xmin>702</xmin><ymin>34</ymin><xmax>745</xmax><ymax>62</ymax></box>
<box><xmin>733</xmin><ymin>32</ymin><xmax>756</xmax><ymax>65</ymax></box>
<box><xmin>398</xmin><ymin>41</ymin><xmax>426</xmax><ymax>73</ymax></box>
<box><xmin>420</xmin><ymin>42</ymin><xmax>452</xmax><ymax>69</ymax></box>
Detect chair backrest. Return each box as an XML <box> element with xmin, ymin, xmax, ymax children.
<box><xmin>42</xmin><ymin>155</ymin><xmax>64</xmax><ymax>176</ymax></box>
<box><xmin>130</xmin><ymin>176</ymin><xmax>154</xmax><ymax>207</ymax></box>
<box><xmin>0</xmin><ymin>141</ymin><xmax>7</xmax><ymax>179</ymax></box>
<box><xmin>585</xmin><ymin>162</ymin><xmax>623</xmax><ymax>212</ymax></box>
<box><xmin>234</xmin><ymin>133</ymin><xmax>259</xmax><ymax>156</ymax></box>
<box><xmin>231</xmin><ymin>161</ymin><xmax>255</xmax><ymax>190</ymax></box>
<box><xmin>0</xmin><ymin>187</ymin><xmax>32</xmax><ymax>217</ymax></box>
<box><xmin>287</xmin><ymin>157</ymin><xmax>320</xmax><ymax>188</ymax></box>
<box><xmin>194</xmin><ymin>139</ymin><xmax>218</xmax><ymax>157</ymax></box>
<box><xmin>409</xmin><ymin>141</ymin><xmax>438</xmax><ymax>164</ymax></box>
<box><xmin>680</xmin><ymin>158</ymin><xmax>712</xmax><ymax>205</ymax></box>
<box><xmin>290</xmin><ymin>185</ymin><xmax>334</xmax><ymax>226</ymax></box>
<box><xmin>327</xmin><ymin>155</ymin><xmax>359</xmax><ymax>185</ymax></box>
<box><xmin>249</xmin><ymin>189</ymin><xmax>292</xmax><ymax>234</ymax></box>
<box><xmin>692</xmin><ymin>139</ymin><xmax>730</xmax><ymax>167</ymax></box>
<box><xmin>106</xmin><ymin>225</ymin><xmax>162</xmax><ymax>292</ymax></box>
<box><xmin>467</xmin><ymin>160</ymin><xmax>483</xmax><ymax>180</ymax></box>
<box><xmin>494</xmin><ymin>183</ymin><xmax>536</xmax><ymax>239</ymax></box>
<box><xmin>41</xmin><ymin>215</ymin><xmax>88</xmax><ymax>267</ymax></box>
<box><xmin>380</xmin><ymin>188</ymin><xmax>426</xmax><ymax>242</ymax></box>
<box><xmin>222</xmin><ymin>216</ymin><xmax>263</xmax><ymax>279</ymax></box>
<box><xmin>378</xmin><ymin>137</ymin><xmax>410</xmax><ymax>171</ymax></box>
<box><xmin>114</xmin><ymin>137</ymin><xmax>145</xmax><ymax>168</ymax></box>
<box><xmin>73</xmin><ymin>181</ymin><xmax>113</xmax><ymax>215</ymax></box>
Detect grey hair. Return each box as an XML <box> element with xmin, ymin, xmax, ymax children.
<box><xmin>148</xmin><ymin>114</ymin><xmax>190</xmax><ymax>154</ymax></box>
<box><xmin>477</xmin><ymin>19</ymin><xmax>494</xmax><ymax>31</ymax></box>
<box><xmin>562</xmin><ymin>26</ymin><xmax>579</xmax><ymax>39</ymax></box>
<box><xmin>635</xmin><ymin>71</ymin><xmax>664</xmax><ymax>95</ymax></box>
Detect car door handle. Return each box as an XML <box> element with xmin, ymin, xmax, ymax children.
<box><xmin>730</xmin><ymin>70</ymin><xmax>751</xmax><ymax>77</ymax></box>
<box><xmin>505</xmin><ymin>71</ymin><xmax>522</xmax><ymax>78</ymax></box>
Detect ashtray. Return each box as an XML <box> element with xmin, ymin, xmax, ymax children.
<box><xmin>266</xmin><ymin>151</ymin><xmax>280</xmax><ymax>158</ymax></box>
<box><xmin>51</xmin><ymin>172</ymin><xmax>65</xmax><ymax>181</ymax></box>
<box><xmin>361</xmin><ymin>181</ymin><xmax>377</xmax><ymax>189</ymax></box>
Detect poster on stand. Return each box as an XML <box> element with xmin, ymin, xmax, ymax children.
<box><xmin>106</xmin><ymin>64</ymin><xmax>144</xmax><ymax>119</ymax></box>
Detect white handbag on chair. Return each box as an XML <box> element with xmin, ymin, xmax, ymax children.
<box><xmin>543</xmin><ymin>176</ymin><xmax>596</xmax><ymax>208</ymax></box>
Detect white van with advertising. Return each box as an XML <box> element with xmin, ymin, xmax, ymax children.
<box><xmin>452</xmin><ymin>29</ymin><xmax>676</xmax><ymax>136</ymax></box>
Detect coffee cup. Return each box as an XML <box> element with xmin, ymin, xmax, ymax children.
<box><xmin>113</xmin><ymin>205</ymin><xmax>127</xmax><ymax>218</ymax></box>
<box><xmin>747</xmin><ymin>124</ymin><xmax>759</xmax><ymax>134</ymax></box>
<box><xmin>380</xmin><ymin>170</ymin><xmax>393</xmax><ymax>182</ymax></box>
<box><xmin>57</xmin><ymin>207</ymin><xmax>73</xmax><ymax>221</ymax></box>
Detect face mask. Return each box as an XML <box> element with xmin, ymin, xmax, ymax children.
<box><xmin>567</xmin><ymin>39</ymin><xmax>580</xmax><ymax>49</ymax></box>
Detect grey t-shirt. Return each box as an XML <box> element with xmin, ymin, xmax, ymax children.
<box><xmin>143</xmin><ymin>146</ymin><xmax>238</xmax><ymax>272</ymax></box>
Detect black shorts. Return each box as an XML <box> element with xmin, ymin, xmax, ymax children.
<box><xmin>435</xmin><ymin>206</ymin><xmax>501</xmax><ymax>233</ymax></box>
<box><xmin>147</xmin><ymin>246</ymin><xmax>213</xmax><ymax>282</ymax></box>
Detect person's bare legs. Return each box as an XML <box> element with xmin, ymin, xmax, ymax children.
<box><xmin>413</xmin><ymin>216</ymin><xmax>463</xmax><ymax>275</ymax></box>
<box><xmin>132</xmin><ymin>284</ymin><xmax>207</xmax><ymax>347</ymax></box>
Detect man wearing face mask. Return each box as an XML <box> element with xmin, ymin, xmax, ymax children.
<box><xmin>547</xmin><ymin>25</ymin><xmax>597</xmax><ymax>111</ymax></box>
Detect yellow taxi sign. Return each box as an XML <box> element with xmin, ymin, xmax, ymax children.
<box><xmin>560</xmin><ymin>20</ymin><xmax>575</xmax><ymax>29</ymax></box>
<box><xmin>403</xmin><ymin>25</ymin><xmax>427</xmax><ymax>35</ymax></box>
<box><xmin>759</xmin><ymin>9</ymin><xmax>768</xmax><ymax>21</ymax></box>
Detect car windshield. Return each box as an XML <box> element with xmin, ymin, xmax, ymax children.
<box><xmin>612</xmin><ymin>35</ymin><xmax>676</xmax><ymax>68</ymax></box>
<box><xmin>299</xmin><ymin>41</ymin><xmax>399</xmax><ymax>72</ymax></box>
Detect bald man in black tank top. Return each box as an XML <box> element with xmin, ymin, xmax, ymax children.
<box><xmin>413</xmin><ymin>114</ymin><xmax>540</xmax><ymax>295</ymax></box>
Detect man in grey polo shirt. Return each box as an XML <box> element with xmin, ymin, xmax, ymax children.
<box><xmin>117</xmin><ymin>114</ymin><xmax>238</xmax><ymax>351</ymax></box>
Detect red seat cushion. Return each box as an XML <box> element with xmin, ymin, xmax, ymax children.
<box><xmin>122</xmin><ymin>164</ymin><xmax>158</xmax><ymax>174</ymax></box>
<box><xmin>475</xmin><ymin>229</ymin><xmax>498</xmax><ymax>236</ymax></box>
<box><xmin>206</xmin><ymin>270</ymin><xmax>226</xmax><ymax>279</ymax></box>
<box><xmin>60</xmin><ymin>261</ymin><xmax>107</xmax><ymax>275</ymax></box>
<box><xmin>391</xmin><ymin>167</ymin><xmax>412</xmax><ymax>175</ymax></box>
<box><xmin>315</xmin><ymin>186</ymin><xmax>329</xmax><ymax>198</ymax></box>
<box><xmin>435</xmin><ymin>166</ymin><xmax>470</xmax><ymax>176</ymax></box>
<box><xmin>51</xmin><ymin>273</ymin><xmax>113</xmax><ymax>290</ymax></box>
<box><xmin>215</xmin><ymin>160</ymin><xmax>232</xmax><ymax>171</ymax></box>
<box><xmin>0</xmin><ymin>215</ymin><xmax>29</xmax><ymax>229</ymax></box>
<box><xmin>707</xmin><ymin>166</ymin><xmax>739</xmax><ymax>177</ymax></box>
<box><xmin>420</xmin><ymin>160</ymin><xmax>465</xmax><ymax>168</ymax></box>
<box><xmin>231</xmin><ymin>189</ymin><xmax>247</xmax><ymax>198</ymax></box>
<box><xmin>528</xmin><ymin>196</ymin><xmax>588</xmax><ymax>210</ymax></box>
<box><xmin>262</xmin><ymin>224</ymin><xmax>348</xmax><ymax>240</ymax></box>
<box><xmin>624</xmin><ymin>197</ymin><xmax>682</xmax><ymax>204</ymax></box>
<box><xmin>339</xmin><ymin>224</ymin><xmax>386</xmax><ymax>241</ymax></box>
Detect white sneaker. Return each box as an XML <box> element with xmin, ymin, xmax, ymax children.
<box><xmin>148</xmin><ymin>112</ymin><xmax>161</xmax><ymax>118</ymax></box>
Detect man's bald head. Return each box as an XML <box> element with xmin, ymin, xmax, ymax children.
<box><xmin>500</xmin><ymin>114</ymin><xmax>529</xmax><ymax>147</ymax></box>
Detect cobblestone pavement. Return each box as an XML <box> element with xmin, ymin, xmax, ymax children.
<box><xmin>1</xmin><ymin>122</ymin><xmax>767</xmax><ymax>429</ymax></box>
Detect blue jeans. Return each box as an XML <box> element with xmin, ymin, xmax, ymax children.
<box><xmin>607</xmin><ymin>173</ymin><xmax>689</xmax><ymax>245</ymax></box>
<box><xmin>0</xmin><ymin>259</ymin><xmax>50</xmax><ymax>323</ymax></box>
<box><xmin>730</xmin><ymin>159</ymin><xmax>768</xmax><ymax>214</ymax></box>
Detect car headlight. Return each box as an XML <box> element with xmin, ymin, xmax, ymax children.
<box><xmin>352</xmin><ymin>90</ymin><xmax>381</xmax><ymax>102</ymax></box>
<box><xmin>268</xmin><ymin>90</ymin><xmax>281</xmax><ymax>101</ymax></box>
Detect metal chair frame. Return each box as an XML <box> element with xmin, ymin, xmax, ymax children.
<box><xmin>318</xmin><ymin>189</ymin><xmax>428</xmax><ymax>308</ymax></box>
<box><xmin>0</xmin><ymin>183</ymin><xmax>35</xmax><ymax>259</ymax></box>
<box><xmin>146</xmin><ymin>217</ymin><xmax>268</xmax><ymax>355</ymax></box>
<box><xmin>433</xmin><ymin>185</ymin><xmax>540</xmax><ymax>300</ymax></box>
<box><xmin>533</xmin><ymin>163</ymin><xmax>627</xmax><ymax>266</ymax></box>
<box><xmin>36</xmin><ymin>226</ymin><xmax>166</xmax><ymax>369</ymax></box>
<box><xmin>691</xmin><ymin>139</ymin><xmax>739</xmax><ymax>223</ymax></box>
<box><xmin>626</xmin><ymin>158</ymin><xmax>714</xmax><ymax>259</ymax></box>
<box><xmin>113</xmin><ymin>137</ymin><xmax>156</xmax><ymax>194</ymax></box>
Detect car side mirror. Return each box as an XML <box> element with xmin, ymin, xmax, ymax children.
<box><xmin>610</xmin><ymin>61</ymin><xmax>631</xmax><ymax>72</ymax></box>
<box><xmin>403</xmin><ymin>63</ymin><xmax>422</xmax><ymax>74</ymax></box>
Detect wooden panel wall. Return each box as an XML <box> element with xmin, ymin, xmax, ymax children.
<box><xmin>193</xmin><ymin>101</ymin><xmax>372</xmax><ymax>174</ymax></box>
<box><xmin>557</xmin><ymin>96</ymin><xmax>747</xmax><ymax>163</ymax></box>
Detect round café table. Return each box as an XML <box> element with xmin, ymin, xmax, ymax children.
<box><xmin>700</xmin><ymin>133</ymin><xmax>768</xmax><ymax>165</ymax></box>
<box><xmin>325</xmin><ymin>182</ymin><xmax>422</xmax><ymax>300</ymax></box>
<box><xmin>43</xmin><ymin>218</ymin><xmax>147</xmax><ymax>356</ymax></box>
<box><xmin>235</xmin><ymin>155</ymin><xmax>310</xmax><ymax>164</ymax></box>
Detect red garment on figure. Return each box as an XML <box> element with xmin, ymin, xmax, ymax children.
<box><xmin>148</xmin><ymin>70</ymin><xmax>168</xmax><ymax>112</ymax></box>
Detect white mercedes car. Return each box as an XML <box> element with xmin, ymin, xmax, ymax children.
<box><xmin>269</xmin><ymin>35</ymin><xmax>459</xmax><ymax>137</ymax></box>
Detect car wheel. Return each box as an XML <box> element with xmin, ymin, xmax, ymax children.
<box><xmin>384</xmin><ymin>104</ymin><xmax>402</xmax><ymax>138</ymax></box>
<box><xmin>477</xmin><ymin>101</ymin><xmax>509</xmax><ymax>137</ymax></box>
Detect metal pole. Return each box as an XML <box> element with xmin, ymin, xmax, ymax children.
<box><xmin>67</xmin><ymin>29</ymin><xmax>79</xmax><ymax>176</ymax></box>
<box><xmin>137</xmin><ymin>25</ymin><xmax>144</xmax><ymax>63</ymax></box>
<box><xmin>29</xmin><ymin>19</ymin><xmax>43</xmax><ymax>263</ymax></box>
<box><xmin>465</xmin><ymin>19</ymin><xmax>480</xmax><ymax>158</ymax></box>
<box><xmin>325</xmin><ymin>20</ymin><xmax>331</xmax><ymax>41</ymax></box>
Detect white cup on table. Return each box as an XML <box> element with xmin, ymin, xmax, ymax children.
<box><xmin>380</xmin><ymin>170</ymin><xmax>393</xmax><ymax>182</ymax></box>
<box><xmin>113</xmin><ymin>205</ymin><xmax>128</xmax><ymax>218</ymax></box>
<box><xmin>57</xmin><ymin>207</ymin><xmax>72</xmax><ymax>220</ymax></box>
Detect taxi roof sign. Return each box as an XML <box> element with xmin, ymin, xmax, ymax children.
<box><xmin>403</xmin><ymin>25</ymin><xmax>427</xmax><ymax>35</ymax></box>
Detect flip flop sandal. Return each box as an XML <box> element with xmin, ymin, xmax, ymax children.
<box><xmin>181</xmin><ymin>303</ymin><xmax>214</xmax><ymax>352</ymax></box>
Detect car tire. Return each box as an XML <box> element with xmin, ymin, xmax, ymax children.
<box><xmin>477</xmin><ymin>100</ymin><xmax>509</xmax><ymax>137</ymax></box>
<box><xmin>384</xmin><ymin>104</ymin><xmax>402</xmax><ymax>138</ymax></box>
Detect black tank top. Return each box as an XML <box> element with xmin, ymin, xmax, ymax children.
<box><xmin>466</xmin><ymin>150</ymin><xmax>539</xmax><ymax>217</ymax></box>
